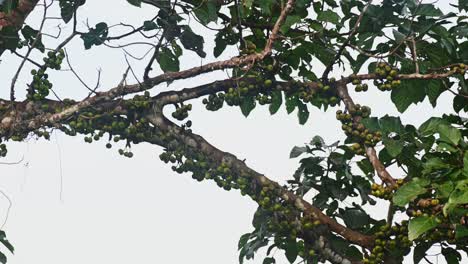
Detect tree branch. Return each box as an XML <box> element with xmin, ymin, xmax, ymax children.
<box><xmin>145</xmin><ymin>102</ymin><xmax>375</xmax><ymax>249</ymax></box>
<box><xmin>336</xmin><ymin>80</ymin><xmax>397</xmax><ymax>187</ymax></box>
<box><xmin>0</xmin><ymin>0</ymin><xmax>40</xmax><ymax>57</ymax></box>
<box><xmin>322</xmin><ymin>0</ymin><xmax>373</xmax><ymax>80</ymax></box>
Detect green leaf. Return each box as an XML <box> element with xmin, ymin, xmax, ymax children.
<box><xmin>342</xmin><ymin>208</ymin><xmax>369</xmax><ymax>229</ymax></box>
<box><xmin>0</xmin><ymin>0</ymin><xmax>18</xmax><ymax>13</ymax></box>
<box><xmin>59</xmin><ymin>0</ymin><xmax>86</xmax><ymax>23</ymax></box>
<box><xmin>80</xmin><ymin>22</ymin><xmax>108</xmax><ymax>49</ymax></box>
<box><xmin>263</xmin><ymin>257</ymin><xmax>276</xmax><ymax>264</ymax></box>
<box><xmin>297</xmin><ymin>102</ymin><xmax>309</xmax><ymax>125</ymax></box>
<box><xmin>240</xmin><ymin>95</ymin><xmax>256</xmax><ymax>117</ymax></box>
<box><xmin>453</xmin><ymin>95</ymin><xmax>468</xmax><ymax>113</ymax></box>
<box><xmin>317</xmin><ymin>10</ymin><xmax>340</xmax><ymax>25</ymax></box>
<box><xmin>455</xmin><ymin>225</ymin><xmax>468</xmax><ymax>239</ymax></box>
<box><xmin>464</xmin><ymin>151</ymin><xmax>468</xmax><ymax>176</ymax></box>
<box><xmin>435</xmin><ymin>181</ymin><xmax>454</xmax><ymax>199</ymax></box>
<box><xmin>193</xmin><ymin>2</ymin><xmax>218</xmax><ymax>25</ymax></box>
<box><xmin>426</xmin><ymin>80</ymin><xmax>445</xmax><ymax>107</ymax></box>
<box><xmin>21</xmin><ymin>25</ymin><xmax>45</xmax><ymax>52</ymax></box>
<box><xmin>310</xmin><ymin>136</ymin><xmax>325</xmax><ymax>147</ymax></box>
<box><xmin>378</xmin><ymin>116</ymin><xmax>404</xmax><ymax>133</ymax></box>
<box><xmin>0</xmin><ymin>26</ymin><xmax>20</xmax><ymax>51</ymax></box>
<box><xmin>284</xmin><ymin>240</ymin><xmax>298</xmax><ymax>263</ymax></box>
<box><xmin>460</xmin><ymin>0</ymin><xmax>468</xmax><ymax>11</ymax></box>
<box><xmin>290</xmin><ymin>146</ymin><xmax>308</xmax><ymax>159</ymax></box>
<box><xmin>269</xmin><ymin>90</ymin><xmax>282</xmax><ymax>115</ymax></box>
<box><xmin>419</xmin><ymin>117</ymin><xmax>447</xmax><ymax>137</ymax></box>
<box><xmin>156</xmin><ymin>47</ymin><xmax>180</xmax><ymax>72</ymax></box>
<box><xmin>444</xmin><ymin>179</ymin><xmax>468</xmax><ymax>215</ymax></box>
<box><xmin>422</xmin><ymin>157</ymin><xmax>451</xmax><ymax>175</ymax></box>
<box><xmin>442</xmin><ymin>247</ymin><xmax>461</xmax><ymax>264</ymax></box>
<box><xmin>413</xmin><ymin>243</ymin><xmax>432</xmax><ymax>264</ymax></box>
<box><xmin>285</xmin><ymin>95</ymin><xmax>298</xmax><ymax>114</ymax></box>
<box><xmin>238</xmin><ymin>233</ymin><xmax>250</xmax><ymax>250</ymax></box>
<box><xmin>382</xmin><ymin>136</ymin><xmax>403</xmax><ymax>157</ymax></box>
<box><xmin>392</xmin><ymin>29</ymin><xmax>406</xmax><ymax>44</ymax></box>
<box><xmin>391</xmin><ymin>80</ymin><xmax>426</xmax><ymax>113</ymax></box>
<box><xmin>0</xmin><ymin>231</ymin><xmax>14</xmax><ymax>254</ymax></box>
<box><xmin>437</xmin><ymin>124</ymin><xmax>461</xmax><ymax>145</ymax></box>
<box><xmin>414</xmin><ymin>4</ymin><xmax>443</xmax><ymax>17</ymax></box>
<box><xmin>258</xmin><ymin>0</ymin><xmax>275</xmax><ymax>14</ymax></box>
<box><xmin>127</xmin><ymin>0</ymin><xmax>142</xmax><ymax>7</ymax></box>
<box><xmin>280</xmin><ymin>15</ymin><xmax>302</xmax><ymax>33</ymax></box>
<box><xmin>180</xmin><ymin>26</ymin><xmax>206</xmax><ymax>58</ymax></box>
<box><xmin>408</xmin><ymin>216</ymin><xmax>439</xmax><ymax>241</ymax></box>
<box><xmin>393</xmin><ymin>178</ymin><xmax>429</xmax><ymax>207</ymax></box>
<box><xmin>143</xmin><ymin>20</ymin><xmax>158</xmax><ymax>31</ymax></box>
<box><xmin>0</xmin><ymin>251</ymin><xmax>6</xmax><ymax>264</ymax></box>
<box><xmin>357</xmin><ymin>159</ymin><xmax>374</xmax><ymax>176</ymax></box>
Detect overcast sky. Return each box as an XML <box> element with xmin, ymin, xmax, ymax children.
<box><xmin>0</xmin><ymin>1</ymin><xmax>465</xmax><ymax>264</ymax></box>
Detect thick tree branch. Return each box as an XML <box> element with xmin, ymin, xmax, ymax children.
<box><xmin>335</xmin><ymin>80</ymin><xmax>397</xmax><ymax>187</ymax></box>
<box><xmin>0</xmin><ymin>0</ymin><xmax>40</xmax><ymax>57</ymax></box>
<box><xmin>145</xmin><ymin>104</ymin><xmax>374</xmax><ymax>249</ymax></box>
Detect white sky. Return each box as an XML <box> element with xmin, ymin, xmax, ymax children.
<box><xmin>0</xmin><ymin>1</ymin><xmax>465</xmax><ymax>264</ymax></box>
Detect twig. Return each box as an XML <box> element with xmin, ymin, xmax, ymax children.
<box><xmin>410</xmin><ymin>37</ymin><xmax>420</xmax><ymax>73</ymax></box>
<box><xmin>322</xmin><ymin>0</ymin><xmax>373</xmax><ymax>80</ymax></box>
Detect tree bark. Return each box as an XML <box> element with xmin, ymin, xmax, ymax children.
<box><xmin>0</xmin><ymin>0</ymin><xmax>40</xmax><ymax>57</ymax></box>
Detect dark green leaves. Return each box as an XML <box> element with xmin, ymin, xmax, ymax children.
<box><xmin>284</xmin><ymin>240</ymin><xmax>298</xmax><ymax>263</ymax></box>
<box><xmin>180</xmin><ymin>26</ymin><xmax>206</xmax><ymax>58</ymax></box>
<box><xmin>280</xmin><ymin>15</ymin><xmax>302</xmax><ymax>33</ymax></box>
<box><xmin>391</xmin><ymin>80</ymin><xmax>426</xmax><ymax>113</ymax></box>
<box><xmin>391</xmin><ymin>79</ymin><xmax>447</xmax><ymax>113</ymax></box>
<box><xmin>0</xmin><ymin>251</ymin><xmax>6</xmax><ymax>264</ymax></box>
<box><xmin>317</xmin><ymin>10</ymin><xmax>340</xmax><ymax>25</ymax></box>
<box><xmin>258</xmin><ymin>0</ymin><xmax>275</xmax><ymax>15</ymax></box>
<box><xmin>193</xmin><ymin>1</ymin><xmax>219</xmax><ymax>25</ymax></box>
<box><xmin>126</xmin><ymin>0</ymin><xmax>142</xmax><ymax>7</ymax></box>
<box><xmin>80</xmin><ymin>22</ymin><xmax>108</xmax><ymax>49</ymax></box>
<box><xmin>460</xmin><ymin>0</ymin><xmax>468</xmax><ymax>11</ymax></box>
<box><xmin>143</xmin><ymin>20</ymin><xmax>158</xmax><ymax>31</ymax></box>
<box><xmin>0</xmin><ymin>26</ymin><xmax>20</xmax><ymax>51</ymax></box>
<box><xmin>21</xmin><ymin>25</ymin><xmax>44</xmax><ymax>52</ymax></box>
<box><xmin>0</xmin><ymin>231</ymin><xmax>13</xmax><ymax>264</ymax></box>
<box><xmin>297</xmin><ymin>102</ymin><xmax>309</xmax><ymax>125</ymax></box>
<box><xmin>419</xmin><ymin>117</ymin><xmax>448</xmax><ymax>136</ymax></box>
<box><xmin>290</xmin><ymin>146</ymin><xmax>308</xmax><ymax>159</ymax></box>
<box><xmin>156</xmin><ymin>46</ymin><xmax>180</xmax><ymax>73</ymax></box>
<box><xmin>341</xmin><ymin>207</ymin><xmax>370</xmax><ymax>229</ymax></box>
<box><xmin>442</xmin><ymin>247</ymin><xmax>462</xmax><ymax>264</ymax></box>
<box><xmin>285</xmin><ymin>95</ymin><xmax>309</xmax><ymax>124</ymax></box>
<box><xmin>408</xmin><ymin>216</ymin><xmax>439</xmax><ymax>240</ymax></box>
<box><xmin>437</xmin><ymin>124</ymin><xmax>461</xmax><ymax>145</ymax></box>
<box><xmin>0</xmin><ymin>231</ymin><xmax>14</xmax><ymax>254</ymax></box>
<box><xmin>444</xmin><ymin>180</ymin><xmax>468</xmax><ymax>216</ymax></box>
<box><xmin>0</xmin><ymin>0</ymin><xmax>18</xmax><ymax>13</ymax></box>
<box><xmin>240</xmin><ymin>95</ymin><xmax>256</xmax><ymax>117</ymax></box>
<box><xmin>59</xmin><ymin>0</ymin><xmax>86</xmax><ymax>23</ymax></box>
<box><xmin>269</xmin><ymin>90</ymin><xmax>282</xmax><ymax>115</ymax></box>
<box><xmin>413</xmin><ymin>243</ymin><xmax>432</xmax><ymax>264</ymax></box>
<box><xmin>393</xmin><ymin>178</ymin><xmax>429</xmax><ymax>207</ymax></box>
<box><xmin>414</xmin><ymin>4</ymin><xmax>443</xmax><ymax>17</ymax></box>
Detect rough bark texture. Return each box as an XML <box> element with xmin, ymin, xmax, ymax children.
<box><xmin>0</xmin><ymin>0</ymin><xmax>40</xmax><ymax>56</ymax></box>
